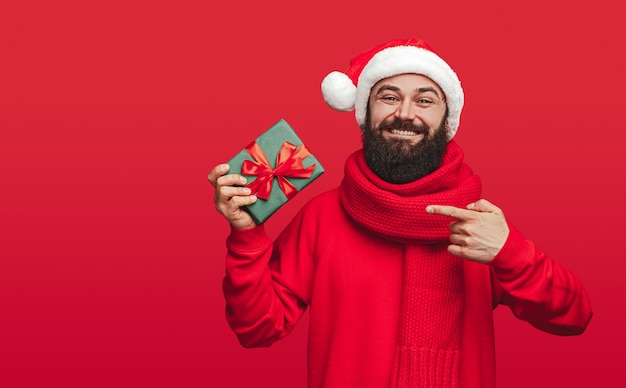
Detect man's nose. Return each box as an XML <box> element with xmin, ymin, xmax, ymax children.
<box><xmin>395</xmin><ymin>99</ymin><xmax>416</xmax><ymax>121</ymax></box>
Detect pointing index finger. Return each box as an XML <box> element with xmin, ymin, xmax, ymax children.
<box><xmin>426</xmin><ymin>204</ymin><xmax>476</xmax><ymax>221</ymax></box>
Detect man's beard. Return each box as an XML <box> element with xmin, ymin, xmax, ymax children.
<box><xmin>361</xmin><ymin>117</ymin><xmax>449</xmax><ymax>184</ymax></box>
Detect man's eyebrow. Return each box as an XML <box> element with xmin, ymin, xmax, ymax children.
<box><xmin>417</xmin><ymin>87</ymin><xmax>441</xmax><ymax>98</ymax></box>
<box><xmin>375</xmin><ymin>85</ymin><xmax>400</xmax><ymax>94</ymax></box>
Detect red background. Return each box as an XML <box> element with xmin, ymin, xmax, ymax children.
<box><xmin>1</xmin><ymin>1</ymin><xmax>624</xmax><ymax>387</ymax></box>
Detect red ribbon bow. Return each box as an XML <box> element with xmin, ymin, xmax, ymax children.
<box><xmin>242</xmin><ymin>141</ymin><xmax>316</xmax><ymax>200</ymax></box>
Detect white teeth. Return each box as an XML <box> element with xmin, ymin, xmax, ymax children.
<box><xmin>390</xmin><ymin>129</ymin><xmax>419</xmax><ymax>136</ymax></box>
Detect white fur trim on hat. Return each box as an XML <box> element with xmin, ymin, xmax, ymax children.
<box><xmin>321</xmin><ymin>71</ymin><xmax>357</xmax><ymax>112</ymax></box>
<box><xmin>354</xmin><ymin>45</ymin><xmax>464</xmax><ymax>139</ymax></box>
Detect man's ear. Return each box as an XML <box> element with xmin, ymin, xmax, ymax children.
<box><xmin>360</xmin><ymin>106</ymin><xmax>371</xmax><ymax>132</ymax></box>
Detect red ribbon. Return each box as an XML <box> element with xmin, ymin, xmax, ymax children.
<box><xmin>242</xmin><ymin>141</ymin><xmax>316</xmax><ymax>200</ymax></box>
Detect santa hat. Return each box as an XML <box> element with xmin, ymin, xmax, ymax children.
<box><xmin>321</xmin><ymin>38</ymin><xmax>464</xmax><ymax>139</ymax></box>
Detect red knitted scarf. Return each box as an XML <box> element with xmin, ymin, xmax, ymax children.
<box><xmin>339</xmin><ymin>141</ymin><xmax>482</xmax><ymax>387</ymax></box>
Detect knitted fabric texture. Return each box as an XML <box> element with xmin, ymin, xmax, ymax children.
<box><xmin>339</xmin><ymin>141</ymin><xmax>482</xmax><ymax>387</ymax></box>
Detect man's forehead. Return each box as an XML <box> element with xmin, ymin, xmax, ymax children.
<box><xmin>373</xmin><ymin>73</ymin><xmax>444</xmax><ymax>94</ymax></box>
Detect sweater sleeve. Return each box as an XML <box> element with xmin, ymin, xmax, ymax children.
<box><xmin>489</xmin><ymin>225</ymin><xmax>593</xmax><ymax>335</ymax></box>
<box><xmin>222</xmin><ymin>209</ymin><xmax>317</xmax><ymax>348</ymax></box>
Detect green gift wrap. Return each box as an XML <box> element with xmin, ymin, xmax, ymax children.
<box><xmin>226</xmin><ymin>119</ymin><xmax>325</xmax><ymax>224</ymax></box>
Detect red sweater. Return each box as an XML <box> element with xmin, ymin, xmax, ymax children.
<box><xmin>223</xmin><ymin>189</ymin><xmax>592</xmax><ymax>388</ymax></box>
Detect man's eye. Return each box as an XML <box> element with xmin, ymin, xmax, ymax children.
<box><xmin>381</xmin><ymin>96</ymin><xmax>398</xmax><ymax>101</ymax></box>
<box><xmin>417</xmin><ymin>99</ymin><xmax>433</xmax><ymax>104</ymax></box>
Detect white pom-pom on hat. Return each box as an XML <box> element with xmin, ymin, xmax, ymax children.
<box><xmin>321</xmin><ymin>71</ymin><xmax>356</xmax><ymax>112</ymax></box>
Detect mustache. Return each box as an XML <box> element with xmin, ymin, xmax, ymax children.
<box><xmin>378</xmin><ymin>118</ymin><xmax>429</xmax><ymax>134</ymax></box>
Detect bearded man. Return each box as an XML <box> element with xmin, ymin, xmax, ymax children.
<box><xmin>208</xmin><ymin>39</ymin><xmax>592</xmax><ymax>388</ymax></box>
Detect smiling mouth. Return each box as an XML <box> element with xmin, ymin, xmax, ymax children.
<box><xmin>386</xmin><ymin>128</ymin><xmax>424</xmax><ymax>136</ymax></box>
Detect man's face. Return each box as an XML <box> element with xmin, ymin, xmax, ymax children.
<box><xmin>361</xmin><ymin>73</ymin><xmax>449</xmax><ymax>184</ymax></box>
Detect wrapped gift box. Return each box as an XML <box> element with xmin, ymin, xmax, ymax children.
<box><xmin>226</xmin><ymin>119</ymin><xmax>325</xmax><ymax>223</ymax></box>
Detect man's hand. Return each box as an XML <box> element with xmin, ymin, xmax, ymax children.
<box><xmin>425</xmin><ymin>199</ymin><xmax>510</xmax><ymax>264</ymax></box>
<box><xmin>208</xmin><ymin>164</ymin><xmax>258</xmax><ymax>230</ymax></box>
